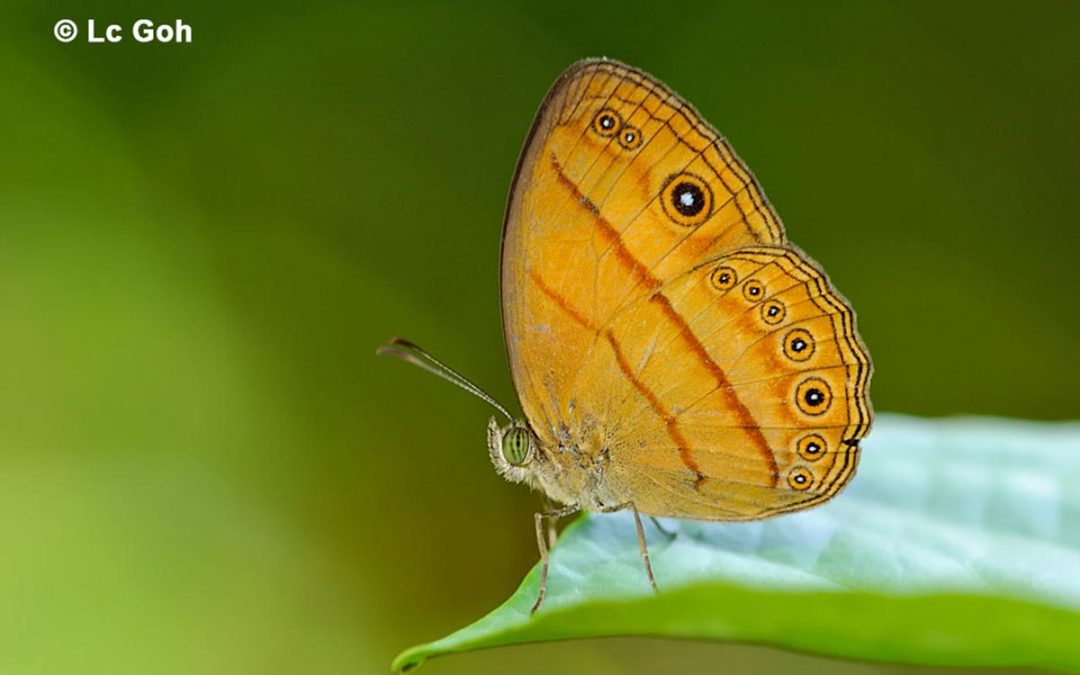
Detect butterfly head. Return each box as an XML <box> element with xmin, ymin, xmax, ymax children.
<box><xmin>487</xmin><ymin>417</ymin><xmax>537</xmax><ymax>484</ymax></box>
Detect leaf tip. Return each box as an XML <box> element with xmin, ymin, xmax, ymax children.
<box><xmin>390</xmin><ymin>647</ymin><xmax>427</xmax><ymax>673</ymax></box>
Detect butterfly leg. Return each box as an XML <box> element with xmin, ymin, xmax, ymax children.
<box><xmin>540</xmin><ymin>494</ymin><xmax>560</xmax><ymax>550</ymax></box>
<box><xmin>531</xmin><ymin>503</ymin><xmax>581</xmax><ymax>614</ymax></box>
<box><xmin>599</xmin><ymin>502</ymin><xmax>659</xmax><ymax>594</ymax></box>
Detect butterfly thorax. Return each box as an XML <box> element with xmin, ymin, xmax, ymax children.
<box><xmin>487</xmin><ymin>416</ymin><xmax>618</xmax><ymax>509</ymax></box>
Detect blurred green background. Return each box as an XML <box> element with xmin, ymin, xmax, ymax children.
<box><xmin>1</xmin><ymin>1</ymin><xmax>1077</xmax><ymax>673</ymax></box>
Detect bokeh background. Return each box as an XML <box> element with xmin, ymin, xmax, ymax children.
<box><xmin>2</xmin><ymin>1</ymin><xmax>1078</xmax><ymax>673</ymax></box>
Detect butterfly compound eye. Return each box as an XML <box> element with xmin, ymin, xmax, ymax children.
<box><xmin>501</xmin><ymin>427</ymin><xmax>533</xmax><ymax>466</ymax></box>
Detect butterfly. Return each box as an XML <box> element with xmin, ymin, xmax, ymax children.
<box><xmin>381</xmin><ymin>58</ymin><xmax>872</xmax><ymax>612</ymax></box>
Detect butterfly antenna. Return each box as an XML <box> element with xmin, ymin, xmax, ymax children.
<box><xmin>377</xmin><ymin>338</ymin><xmax>514</xmax><ymax>422</ymax></box>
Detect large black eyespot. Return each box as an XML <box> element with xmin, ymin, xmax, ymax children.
<box><xmin>591</xmin><ymin>108</ymin><xmax>622</xmax><ymax>137</ymax></box>
<box><xmin>782</xmin><ymin>328</ymin><xmax>815</xmax><ymax>362</ymax></box>
<box><xmin>795</xmin><ymin>377</ymin><xmax>832</xmax><ymax>416</ymax></box>
<box><xmin>660</xmin><ymin>172</ymin><xmax>713</xmax><ymax>227</ymax></box>
<box><xmin>672</xmin><ymin>183</ymin><xmax>704</xmax><ymax>215</ymax></box>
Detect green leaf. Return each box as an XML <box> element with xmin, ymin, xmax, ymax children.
<box><xmin>393</xmin><ymin>414</ymin><xmax>1080</xmax><ymax>672</ymax></box>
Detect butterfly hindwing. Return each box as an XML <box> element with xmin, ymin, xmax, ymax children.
<box><xmin>601</xmin><ymin>246</ymin><xmax>871</xmax><ymax>519</ymax></box>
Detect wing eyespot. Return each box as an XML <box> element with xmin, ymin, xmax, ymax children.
<box><xmin>742</xmin><ymin>279</ymin><xmax>765</xmax><ymax>303</ymax></box>
<box><xmin>591</xmin><ymin>108</ymin><xmax>622</xmax><ymax>137</ymax></box>
<box><xmin>618</xmin><ymin>125</ymin><xmax>643</xmax><ymax>150</ymax></box>
<box><xmin>796</xmin><ymin>433</ymin><xmax>827</xmax><ymax>461</ymax></box>
<box><xmin>787</xmin><ymin>466</ymin><xmax>814</xmax><ymax>491</ymax></box>
<box><xmin>661</xmin><ymin>172</ymin><xmax>713</xmax><ymax>227</ymax></box>
<box><xmin>795</xmin><ymin>377</ymin><xmax>832</xmax><ymax>416</ymax></box>
<box><xmin>782</xmin><ymin>328</ymin><xmax>815</xmax><ymax>362</ymax></box>
<box><xmin>709</xmin><ymin>265</ymin><xmax>737</xmax><ymax>291</ymax></box>
<box><xmin>761</xmin><ymin>299</ymin><xmax>785</xmax><ymax>325</ymax></box>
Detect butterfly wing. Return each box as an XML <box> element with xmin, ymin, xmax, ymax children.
<box><xmin>503</xmin><ymin>59</ymin><xmax>785</xmax><ymax>434</ymax></box>
<box><xmin>597</xmin><ymin>246</ymin><xmax>871</xmax><ymax>519</ymax></box>
<box><xmin>501</xmin><ymin>59</ymin><xmax>871</xmax><ymax>518</ymax></box>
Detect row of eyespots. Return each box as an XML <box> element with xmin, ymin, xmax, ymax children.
<box><xmin>709</xmin><ymin>267</ymin><xmax>818</xmax><ymax>363</ymax></box>
<box><xmin>707</xmin><ymin>266</ymin><xmax>770</xmax><ymax>310</ymax></box>
<box><xmin>591</xmin><ymin>110</ymin><xmax>718</xmax><ymax>229</ymax></box>
<box><xmin>741</xmin><ymin>279</ymin><xmax>789</xmax><ymax>328</ymax></box>
<box><xmin>591</xmin><ymin>108</ymin><xmax>643</xmax><ymax>150</ymax></box>
<box><xmin>786</xmin><ymin>434</ymin><xmax>830</xmax><ymax>490</ymax></box>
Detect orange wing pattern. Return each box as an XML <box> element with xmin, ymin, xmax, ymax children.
<box><xmin>599</xmin><ymin>247</ymin><xmax>871</xmax><ymax>518</ymax></box>
<box><xmin>501</xmin><ymin>59</ymin><xmax>871</xmax><ymax>519</ymax></box>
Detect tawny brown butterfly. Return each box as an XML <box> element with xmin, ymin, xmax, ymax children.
<box><xmin>381</xmin><ymin>58</ymin><xmax>872</xmax><ymax>612</ymax></box>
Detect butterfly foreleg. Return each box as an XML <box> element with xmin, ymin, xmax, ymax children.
<box><xmin>531</xmin><ymin>503</ymin><xmax>581</xmax><ymax>614</ymax></box>
<box><xmin>598</xmin><ymin>501</ymin><xmax>660</xmax><ymax>594</ymax></box>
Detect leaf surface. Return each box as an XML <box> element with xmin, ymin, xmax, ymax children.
<box><xmin>394</xmin><ymin>414</ymin><xmax>1080</xmax><ymax>672</ymax></box>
